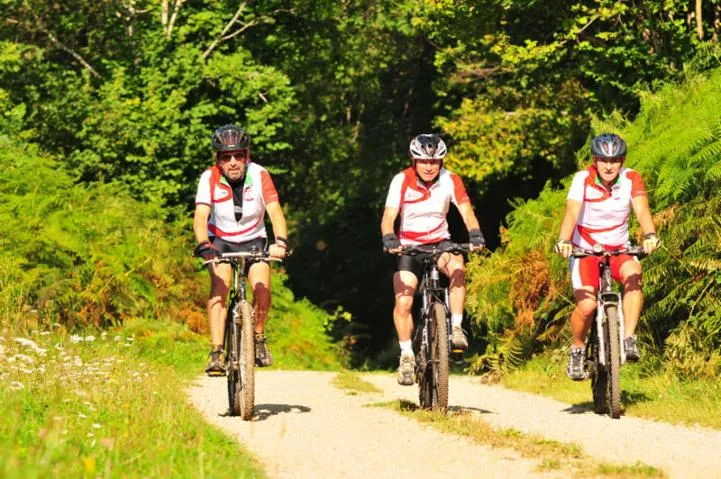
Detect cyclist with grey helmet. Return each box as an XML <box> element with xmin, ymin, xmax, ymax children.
<box><xmin>193</xmin><ymin>124</ymin><xmax>289</xmax><ymax>376</ymax></box>
<box><xmin>381</xmin><ymin>134</ymin><xmax>485</xmax><ymax>385</ymax></box>
<box><xmin>554</xmin><ymin>133</ymin><xmax>660</xmax><ymax>380</ymax></box>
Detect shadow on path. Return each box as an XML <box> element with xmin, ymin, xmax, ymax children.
<box><xmin>253</xmin><ymin>404</ymin><xmax>312</xmax><ymax>421</ymax></box>
<box><xmin>563</xmin><ymin>390</ymin><xmax>651</xmax><ymax>415</ymax></box>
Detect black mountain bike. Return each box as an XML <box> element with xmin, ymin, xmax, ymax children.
<box><xmin>571</xmin><ymin>245</ymin><xmax>645</xmax><ymax>419</ymax></box>
<box><xmin>206</xmin><ymin>250</ymin><xmax>282</xmax><ymax>420</ymax></box>
<box><xmin>391</xmin><ymin>243</ymin><xmax>474</xmax><ymax>412</ymax></box>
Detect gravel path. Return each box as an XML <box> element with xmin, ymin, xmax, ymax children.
<box><xmin>188</xmin><ymin>370</ymin><xmax>721</xmax><ymax>478</ymax></box>
<box><xmin>189</xmin><ymin>370</ymin><xmax>555</xmax><ymax>478</ymax></box>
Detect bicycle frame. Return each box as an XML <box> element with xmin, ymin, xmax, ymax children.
<box><xmin>593</xmin><ymin>258</ymin><xmax>626</xmax><ymax>367</ymax></box>
<box><xmin>416</xmin><ymin>255</ymin><xmax>452</xmax><ymax>366</ymax></box>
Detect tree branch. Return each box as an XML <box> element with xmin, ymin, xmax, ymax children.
<box><xmin>697</xmin><ymin>0</ymin><xmax>705</xmax><ymax>40</ymax></box>
<box><xmin>203</xmin><ymin>1</ymin><xmax>249</xmax><ymax>60</ymax></box>
<box><xmin>22</xmin><ymin>2</ymin><xmax>101</xmax><ymax>78</ymax></box>
<box><xmin>166</xmin><ymin>0</ymin><xmax>185</xmax><ymax>39</ymax></box>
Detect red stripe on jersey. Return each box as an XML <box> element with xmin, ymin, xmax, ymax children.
<box><xmin>260</xmin><ymin>169</ymin><xmax>279</xmax><ymax>204</ymax></box>
<box><xmin>209</xmin><ymin>215</ymin><xmax>263</xmax><ymax>237</ymax></box>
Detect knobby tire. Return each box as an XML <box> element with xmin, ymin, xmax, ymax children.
<box><xmin>590</xmin><ymin>319</ymin><xmax>609</xmax><ymax>415</ymax></box>
<box><xmin>605</xmin><ymin>304</ymin><xmax>622</xmax><ymax>419</ymax></box>
<box><xmin>238</xmin><ymin>300</ymin><xmax>255</xmax><ymax>421</ymax></box>
<box><xmin>226</xmin><ymin>300</ymin><xmax>241</xmax><ymax>417</ymax></box>
<box><xmin>430</xmin><ymin>302</ymin><xmax>449</xmax><ymax>412</ymax></box>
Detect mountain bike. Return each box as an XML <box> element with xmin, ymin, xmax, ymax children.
<box><xmin>571</xmin><ymin>244</ymin><xmax>645</xmax><ymax>419</ymax></box>
<box><xmin>390</xmin><ymin>242</ymin><xmax>474</xmax><ymax>412</ymax></box>
<box><xmin>205</xmin><ymin>249</ymin><xmax>283</xmax><ymax>420</ymax></box>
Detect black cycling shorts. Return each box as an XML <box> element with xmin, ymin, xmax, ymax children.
<box><xmin>395</xmin><ymin>240</ymin><xmax>453</xmax><ymax>280</ymax></box>
<box><xmin>210</xmin><ymin>236</ymin><xmax>268</xmax><ymax>274</ymax></box>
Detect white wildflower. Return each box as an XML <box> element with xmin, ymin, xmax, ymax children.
<box><xmin>13</xmin><ymin>353</ymin><xmax>34</xmax><ymax>364</ymax></box>
<box><xmin>84</xmin><ymin>335</ymin><xmax>95</xmax><ymax>342</ymax></box>
<box><xmin>10</xmin><ymin>381</ymin><xmax>24</xmax><ymax>391</ymax></box>
<box><xmin>92</xmin><ymin>423</ymin><xmax>102</xmax><ymax>429</ymax></box>
<box><xmin>54</xmin><ymin>343</ymin><xmax>64</xmax><ymax>351</ymax></box>
<box><xmin>14</xmin><ymin>337</ymin><xmax>47</xmax><ymax>355</ymax></box>
<box><xmin>39</xmin><ymin>331</ymin><xmax>51</xmax><ymax>336</ymax></box>
<box><xmin>87</xmin><ymin>432</ymin><xmax>94</xmax><ymax>438</ymax></box>
<box><xmin>16</xmin><ymin>366</ymin><xmax>34</xmax><ymax>374</ymax></box>
<box><xmin>69</xmin><ymin>335</ymin><xmax>83</xmax><ymax>343</ymax></box>
<box><xmin>78</xmin><ymin>412</ymin><xmax>88</xmax><ymax>419</ymax></box>
<box><xmin>125</xmin><ymin>336</ymin><xmax>134</xmax><ymax>342</ymax></box>
<box><xmin>113</xmin><ymin>336</ymin><xmax>121</xmax><ymax>342</ymax></box>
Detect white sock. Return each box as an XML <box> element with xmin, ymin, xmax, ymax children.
<box><xmin>451</xmin><ymin>314</ymin><xmax>463</xmax><ymax>328</ymax></box>
<box><xmin>399</xmin><ymin>340</ymin><xmax>413</xmax><ymax>357</ymax></box>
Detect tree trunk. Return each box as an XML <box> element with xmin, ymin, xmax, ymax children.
<box><xmin>696</xmin><ymin>0</ymin><xmax>704</xmax><ymax>40</ymax></box>
<box><xmin>714</xmin><ymin>4</ymin><xmax>720</xmax><ymax>42</ymax></box>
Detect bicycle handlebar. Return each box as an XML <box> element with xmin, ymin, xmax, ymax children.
<box><xmin>385</xmin><ymin>242</ymin><xmax>478</xmax><ymax>256</ymax></box>
<box><xmin>570</xmin><ymin>245</ymin><xmax>646</xmax><ymax>259</ymax></box>
<box><xmin>203</xmin><ymin>250</ymin><xmax>286</xmax><ymax>266</ymax></box>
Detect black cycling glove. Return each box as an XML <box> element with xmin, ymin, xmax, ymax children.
<box><xmin>193</xmin><ymin>241</ymin><xmax>220</xmax><ymax>261</ymax></box>
<box><xmin>382</xmin><ymin>233</ymin><xmax>400</xmax><ymax>251</ymax></box>
<box><xmin>468</xmin><ymin>228</ymin><xmax>485</xmax><ymax>248</ymax></box>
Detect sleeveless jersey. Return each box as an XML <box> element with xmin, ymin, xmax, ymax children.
<box><xmin>195</xmin><ymin>163</ymin><xmax>279</xmax><ymax>244</ymax></box>
<box><xmin>385</xmin><ymin>166</ymin><xmax>470</xmax><ymax>245</ymax></box>
<box><xmin>567</xmin><ymin>165</ymin><xmax>647</xmax><ymax>249</ymax></box>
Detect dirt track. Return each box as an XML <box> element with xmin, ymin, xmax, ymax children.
<box><xmin>188</xmin><ymin>370</ymin><xmax>721</xmax><ymax>478</ymax></box>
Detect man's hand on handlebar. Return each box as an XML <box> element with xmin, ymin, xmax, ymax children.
<box><xmin>468</xmin><ymin>228</ymin><xmax>485</xmax><ymax>252</ymax></box>
<box><xmin>382</xmin><ymin>233</ymin><xmax>402</xmax><ymax>254</ymax></box>
<box><xmin>268</xmin><ymin>243</ymin><xmax>288</xmax><ymax>259</ymax></box>
<box><xmin>554</xmin><ymin>239</ymin><xmax>573</xmax><ymax>259</ymax></box>
<box><xmin>193</xmin><ymin>240</ymin><xmax>220</xmax><ymax>261</ymax></box>
<box><xmin>642</xmin><ymin>232</ymin><xmax>660</xmax><ymax>255</ymax></box>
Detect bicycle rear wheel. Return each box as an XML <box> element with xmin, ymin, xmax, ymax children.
<box><xmin>605</xmin><ymin>304</ymin><xmax>622</xmax><ymax>419</ymax></box>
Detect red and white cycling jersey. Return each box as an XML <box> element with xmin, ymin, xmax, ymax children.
<box><xmin>385</xmin><ymin>166</ymin><xmax>470</xmax><ymax>245</ymax></box>
<box><xmin>195</xmin><ymin>163</ymin><xmax>279</xmax><ymax>244</ymax></box>
<box><xmin>568</xmin><ymin>165</ymin><xmax>647</xmax><ymax>249</ymax></box>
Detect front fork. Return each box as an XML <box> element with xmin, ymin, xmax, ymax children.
<box><xmin>595</xmin><ymin>291</ymin><xmax>625</xmax><ymax>366</ymax></box>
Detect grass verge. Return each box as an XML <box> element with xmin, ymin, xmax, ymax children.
<box><xmin>331</xmin><ymin>370</ymin><xmax>381</xmax><ymax>395</ymax></box>
<box><xmin>0</xmin><ymin>319</ymin><xmax>265</xmax><ymax>478</ymax></box>
<box><xmin>502</xmin><ymin>353</ymin><xmax>721</xmax><ymax>429</ymax></box>
<box><xmin>373</xmin><ymin>400</ymin><xmax>664</xmax><ymax>478</ymax></box>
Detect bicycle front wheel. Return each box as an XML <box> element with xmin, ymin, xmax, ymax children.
<box><xmin>605</xmin><ymin>304</ymin><xmax>622</xmax><ymax>419</ymax></box>
<box><xmin>226</xmin><ymin>301</ymin><xmax>241</xmax><ymax>416</ymax></box>
<box><xmin>430</xmin><ymin>302</ymin><xmax>449</xmax><ymax>412</ymax></box>
<box><xmin>237</xmin><ymin>300</ymin><xmax>255</xmax><ymax>421</ymax></box>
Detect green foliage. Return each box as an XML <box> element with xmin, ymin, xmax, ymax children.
<box><xmin>0</xmin><ymin>136</ymin><xmax>203</xmax><ymax>329</ymax></box>
<box><xmin>467</xmin><ymin>67</ymin><xmax>721</xmax><ymax>376</ymax></box>
<box><xmin>0</xmin><ymin>327</ymin><xmax>265</xmax><ymax>478</ymax></box>
<box><xmin>0</xmin><ymin>137</ymin><xmax>344</xmax><ymax>375</ymax></box>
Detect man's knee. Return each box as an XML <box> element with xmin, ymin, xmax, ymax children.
<box><xmin>575</xmin><ymin>298</ymin><xmax>597</xmax><ymax>318</ymax></box>
<box><xmin>623</xmin><ymin>272</ymin><xmax>642</xmax><ymax>292</ymax></box>
<box><xmin>395</xmin><ymin>294</ymin><xmax>414</xmax><ymax>315</ymax></box>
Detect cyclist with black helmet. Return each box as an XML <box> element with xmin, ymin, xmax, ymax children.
<box><xmin>554</xmin><ymin>133</ymin><xmax>660</xmax><ymax>380</ymax></box>
<box><xmin>381</xmin><ymin>133</ymin><xmax>485</xmax><ymax>385</ymax></box>
<box><xmin>193</xmin><ymin>124</ymin><xmax>289</xmax><ymax>376</ymax></box>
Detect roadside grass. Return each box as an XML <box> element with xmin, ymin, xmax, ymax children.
<box><xmin>373</xmin><ymin>400</ymin><xmax>664</xmax><ymax>478</ymax></box>
<box><xmin>502</xmin><ymin>353</ymin><xmax>721</xmax><ymax>429</ymax></box>
<box><xmin>331</xmin><ymin>370</ymin><xmax>382</xmax><ymax>395</ymax></box>
<box><xmin>0</xmin><ymin>321</ymin><xmax>265</xmax><ymax>479</ymax></box>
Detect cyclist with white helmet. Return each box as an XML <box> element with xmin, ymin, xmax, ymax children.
<box><xmin>555</xmin><ymin>133</ymin><xmax>660</xmax><ymax>380</ymax></box>
<box><xmin>381</xmin><ymin>133</ymin><xmax>485</xmax><ymax>385</ymax></box>
<box><xmin>193</xmin><ymin>124</ymin><xmax>289</xmax><ymax>376</ymax></box>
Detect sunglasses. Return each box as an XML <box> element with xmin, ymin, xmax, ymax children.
<box><xmin>219</xmin><ymin>151</ymin><xmax>248</xmax><ymax>163</ymax></box>
<box><xmin>593</xmin><ymin>155</ymin><xmax>624</xmax><ymax>164</ymax></box>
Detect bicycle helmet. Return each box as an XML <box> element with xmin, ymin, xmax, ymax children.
<box><xmin>211</xmin><ymin>124</ymin><xmax>250</xmax><ymax>152</ymax></box>
<box><xmin>591</xmin><ymin>133</ymin><xmax>626</xmax><ymax>159</ymax></box>
<box><xmin>409</xmin><ymin>134</ymin><xmax>447</xmax><ymax>161</ymax></box>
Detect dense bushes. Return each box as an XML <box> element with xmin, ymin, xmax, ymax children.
<box><xmin>466</xmin><ymin>69</ymin><xmax>721</xmax><ymax>378</ymax></box>
<box><xmin>0</xmin><ymin>136</ymin><xmax>343</xmax><ymax>369</ymax></box>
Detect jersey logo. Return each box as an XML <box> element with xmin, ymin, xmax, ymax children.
<box><xmin>404</xmin><ymin>189</ymin><xmax>425</xmax><ymax>202</ymax></box>
<box><xmin>585</xmin><ymin>187</ymin><xmax>606</xmax><ymax>201</ymax></box>
<box><xmin>214</xmin><ymin>187</ymin><xmax>230</xmax><ymax>201</ymax></box>
<box><xmin>244</xmin><ymin>187</ymin><xmax>254</xmax><ymax>202</ymax></box>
